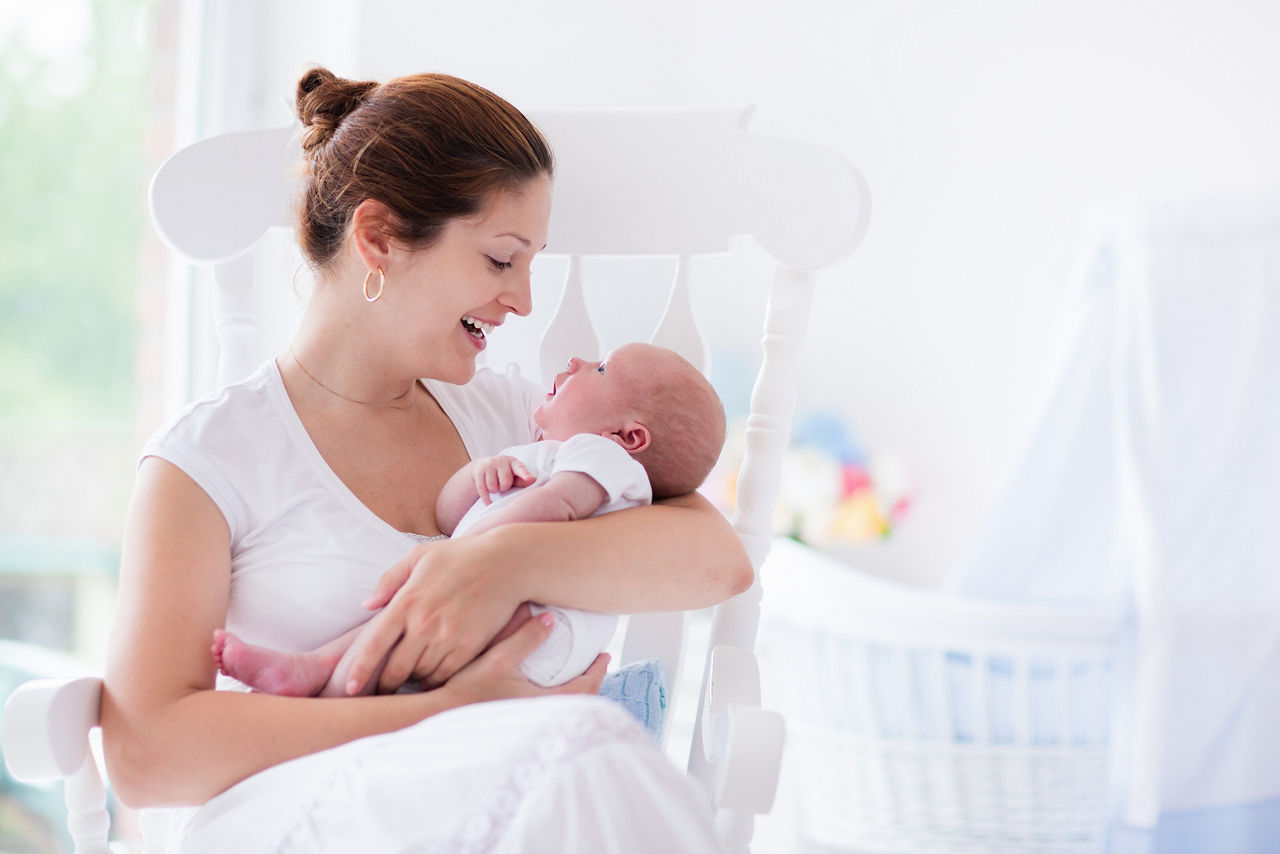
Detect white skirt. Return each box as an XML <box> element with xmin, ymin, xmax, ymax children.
<box><xmin>169</xmin><ymin>695</ymin><xmax>718</xmax><ymax>853</ymax></box>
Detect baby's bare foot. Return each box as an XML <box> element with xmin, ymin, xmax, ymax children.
<box><xmin>211</xmin><ymin>629</ymin><xmax>337</xmax><ymax>697</ymax></box>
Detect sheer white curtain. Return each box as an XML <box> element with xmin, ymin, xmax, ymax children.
<box><xmin>948</xmin><ymin>187</ymin><xmax>1280</xmax><ymax>852</ymax></box>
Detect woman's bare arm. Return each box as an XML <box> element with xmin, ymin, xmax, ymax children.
<box><xmin>351</xmin><ymin>489</ymin><xmax>752</xmax><ymax>692</ymax></box>
<box><xmin>101</xmin><ymin>458</ymin><xmax>600</xmax><ymax>807</ymax></box>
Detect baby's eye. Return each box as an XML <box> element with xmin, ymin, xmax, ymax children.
<box><xmin>487</xmin><ymin>257</ymin><xmax>513</xmax><ymax>271</ymax></box>
<box><xmin>596</xmin><ymin>362</ymin><xmax>607</xmax><ymax>373</ymax></box>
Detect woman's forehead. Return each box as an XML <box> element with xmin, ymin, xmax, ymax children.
<box><xmin>466</xmin><ymin>176</ymin><xmax>552</xmax><ymax>242</ymax></box>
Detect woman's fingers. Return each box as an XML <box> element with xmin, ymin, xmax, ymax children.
<box><xmin>419</xmin><ymin>610</ymin><xmax>527</xmax><ymax>689</ymax></box>
<box><xmin>352</xmin><ymin>538</ymin><xmax>527</xmax><ymax>694</ymax></box>
<box><xmin>491</xmin><ymin>611</ymin><xmax>555</xmax><ymax>668</ymax></box>
<box><xmin>375</xmin><ymin>635</ymin><xmax>426</xmax><ymax>693</ymax></box>
<box><xmin>419</xmin><ymin>649</ymin><xmax>469</xmax><ymax>690</ymax></box>
<box><xmin>417</xmin><ymin>603</ymin><xmax>535</xmax><ymax>690</ymax></box>
<box><xmin>363</xmin><ymin>552</ymin><xmax>415</xmax><ymax>611</ymax></box>
<box><xmin>341</xmin><ymin>610</ymin><xmax>408</xmax><ymax>694</ymax></box>
<box><xmin>485</xmin><ymin>603</ymin><xmax>534</xmax><ymax>651</ymax></box>
<box><xmin>558</xmin><ymin>652</ymin><xmax>609</xmax><ymax>695</ymax></box>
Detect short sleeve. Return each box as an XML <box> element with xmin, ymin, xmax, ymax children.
<box><xmin>548</xmin><ymin>434</ymin><xmax>652</xmax><ymax>508</ymax></box>
<box><xmin>137</xmin><ymin>367</ymin><xmax>284</xmax><ymax>544</ymax></box>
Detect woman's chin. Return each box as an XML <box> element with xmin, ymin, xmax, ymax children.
<box><xmin>438</xmin><ymin>358</ymin><xmax>479</xmax><ymax>385</ymax></box>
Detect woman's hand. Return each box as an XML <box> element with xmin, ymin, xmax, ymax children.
<box><xmin>346</xmin><ymin>536</ymin><xmax>527</xmax><ymax>694</ymax></box>
<box><xmin>442</xmin><ymin>610</ymin><xmax>609</xmax><ymax>707</ymax></box>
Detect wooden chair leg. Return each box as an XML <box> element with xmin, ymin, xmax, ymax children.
<box><xmin>64</xmin><ymin>748</ymin><xmax>111</xmax><ymax>854</ymax></box>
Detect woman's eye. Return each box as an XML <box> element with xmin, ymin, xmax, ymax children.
<box><xmin>596</xmin><ymin>362</ymin><xmax>607</xmax><ymax>373</ymax></box>
<box><xmin>487</xmin><ymin>257</ymin><xmax>513</xmax><ymax>271</ymax></box>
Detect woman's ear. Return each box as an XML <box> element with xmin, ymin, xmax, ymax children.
<box><xmin>607</xmin><ymin>421</ymin><xmax>651</xmax><ymax>454</ymax></box>
<box><xmin>349</xmin><ymin>199</ymin><xmax>396</xmax><ymax>271</ymax></box>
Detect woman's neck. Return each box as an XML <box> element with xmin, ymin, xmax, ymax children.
<box><xmin>287</xmin><ymin>345</ymin><xmax>418</xmax><ymax>410</ymax></box>
<box><xmin>287</xmin><ymin>296</ymin><xmax>421</xmax><ymax>410</ymax></box>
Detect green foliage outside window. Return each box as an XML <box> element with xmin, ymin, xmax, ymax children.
<box><xmin>0</xmin><ymin>0</ymin><xmax>160</xmax><ymax>613</ymax></box>
<box><xmin>0</xmin><ymin>0</ymin><xmax>155</xmax><ymax>422</ymax></box>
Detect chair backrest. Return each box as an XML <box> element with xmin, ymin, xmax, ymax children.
<box><xmin>147</xmin><ymin>104</ymin><xmax>869</xmax><ymax>848</ymax></box>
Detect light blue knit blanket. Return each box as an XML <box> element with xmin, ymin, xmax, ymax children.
<box><xmin>598</xmin><ymin>658</ymin><xmax>666</xmax><ymax>741</ymax></box>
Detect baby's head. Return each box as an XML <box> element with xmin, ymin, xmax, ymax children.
<box><xmin>534</xmin><ymin>343</ymin><xmax>726</xmax><ymax>499</ymax></box>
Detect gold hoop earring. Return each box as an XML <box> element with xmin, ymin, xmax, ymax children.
<box><xmin>363</xmin><ymin>268</ymin><xmax>386</xmax><ymax>302</ymax></box>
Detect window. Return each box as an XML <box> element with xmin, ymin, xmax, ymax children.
<box><xmin>0</xmin><ymin>0</ymin><xmax>170</xmax><ymax>811</ymax></box>
<box><xmin>0</xmin><ymin>0</ymin><xmax>170</xmax><ymax>652</ymax></box>
<box><xmin>1</xmin><ymin>2</ymin><xmax>172</xmax><ymax>845</ymax></box>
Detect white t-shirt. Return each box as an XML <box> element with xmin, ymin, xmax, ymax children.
<box><xmin>141</xmin><ymin>359</ymin><xmax>543</xmax><ymax>654</ymax></box>
<box><xmin>455</xmin><ymin>434</ymin><xmax>652</xmax><ymax>685</ymax></box>
<box><xmin>144</xmin><ymin>362</ymin><xmax>720</xmax><ymax>853</ymax></box>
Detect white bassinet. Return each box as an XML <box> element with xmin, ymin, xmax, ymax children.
<box><xmin>760</xmin><ymin>188</ymin><xmax>1280</xmax><ymax>854</ymax></box>
<box><xmin>760</xmin><ymin>538</ymin><xmax>1124</xmax><ymax>854</ymax></box>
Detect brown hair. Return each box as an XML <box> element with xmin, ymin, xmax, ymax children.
<box><xmin>294</xmin><ymin>67</ymin><xmax>554</xmax><ymax>270</ymax></box>
<box><xmin>633</xmin><ymin>350</ymin><xmax>727</xmax><ymax>500</ymax></box>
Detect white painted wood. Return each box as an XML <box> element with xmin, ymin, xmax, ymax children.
<box><xmin>535</xmin><ymin>108</ymin><xmax>867</xmax><ymax>270</ymax></box>
<box><xmin>537</xmin><ymin>256</ymin><xmax>599</xmax><ymax>388</ymax></box>
<box><xmin>65</xmin><ymin>750</ymin><xmax>111</xmax><ymax>854</ymax></box>
<box><xmin>686</xmin><ymin>265</ymin><xmax>816</xmax><ymax>847</ymax></box>
<box><xmin>700</xmin><ymin>645</ymin><xmax>762</xmax><ymax>763</ymax></box>
<box><xmin>210</xmin><ymin>252</ymin><xmax>263</xmax><ymax>387</ymax></box>
<box><xmin>148</xmin><ymin>126</ymin><xmax>301</xmax><ymax>264</ymax></box>
<box><xmin>649</xmin><ymin>257</ymin><xmax>710</xmax><ymax>374</ymax></box>
<box><xmin>618</xmin><ymin>610</ymin><xmax>688</xmax><ymax>738</ymax></box>
<box><xmin>1</xmin><ymin>676</ymin><xmax>110</xmax><ymax>853</ymax></box>
<box><xmin>1</xmin><ymin>676</ymin><xmax>102</xmax><ymax>782</ymax></box>
<box><xmin>712</xmin><ymin>704</ymin><xmax>785</xmax><ymax>815</ymax></box>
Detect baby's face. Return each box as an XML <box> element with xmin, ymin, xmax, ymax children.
<box><xmin>534</xmin><ymin>343</ymin><xmax>667</xmax><ymax>441</ymax></box>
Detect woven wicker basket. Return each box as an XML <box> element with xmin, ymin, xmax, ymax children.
<box><xmin>760</xmin><ymin>540</ymin><xmax>1123</xmax><ymax>853</ymax></box>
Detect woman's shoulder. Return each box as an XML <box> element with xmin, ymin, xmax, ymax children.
<box><xmin>138</xmin><ymin>361</ymin><xmax>291</xmax><ymax>543</ymax></box>
<box><xmin>142</xmin><ymin>361</ymin><xmax>285</xmax><ymax>460</ymax></box>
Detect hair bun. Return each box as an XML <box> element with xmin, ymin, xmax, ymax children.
<box><xmin>296</xmin><ymin>67</ymin><xmax>378</xmax><ymax>153</ymax></box>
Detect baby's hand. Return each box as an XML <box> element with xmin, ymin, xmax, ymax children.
<box><xmin>473</xmin><ymin>455</ymin><xmax>534</xmax><ymax>504</ymax></box>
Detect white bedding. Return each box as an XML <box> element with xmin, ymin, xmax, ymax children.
<box><xmin>166</xmin><ymin>695</ymin><xmax>717</xmax><ymax>853</ymax></box>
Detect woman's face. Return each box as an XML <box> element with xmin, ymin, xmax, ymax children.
<box><xmin>389</xmin><ymin>174</ymin><xmax>552</xmax><ymax>384</ymax></box>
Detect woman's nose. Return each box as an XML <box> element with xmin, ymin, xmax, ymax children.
<box><xmin>501</xmin><ymin>271</ymin><xmax>533</xmax><ymax>317</ymax></box>
<box><xmin>566</xmin><ymin>357</ymin><xmax>585</xmax><ymax>373</ymax></box>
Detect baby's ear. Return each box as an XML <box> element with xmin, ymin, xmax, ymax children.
<box><xmin>606</xmin><ymin>421</ymin><xmax>651</xmax><ymax>454</ymax></box>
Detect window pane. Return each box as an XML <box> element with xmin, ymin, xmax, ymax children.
<box><xmin>0</xmin><ymin>0</ymin><xmax>162</xmax><ymax>633</ymax></box>
<box><xmin>1</xmin><ymin>1</ymin><xmax>166</xmax><ymax>846</ymax></box>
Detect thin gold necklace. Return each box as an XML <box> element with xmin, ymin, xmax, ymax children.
<box><xmin>289</xmin><ymin>347</ymin><xmax>414</xmax><ymax>411</ymax></box>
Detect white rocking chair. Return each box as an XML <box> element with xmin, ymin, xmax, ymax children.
<box><xmin>2</xmin><ymin>106</ymin><xmax>868</xmax><ymax>853</ymax></box>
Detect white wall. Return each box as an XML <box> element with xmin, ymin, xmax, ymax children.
<box><xmin>195</xmin><ymin>0</ymin><xmax>1280</xmax><ymax>585</ymax></box>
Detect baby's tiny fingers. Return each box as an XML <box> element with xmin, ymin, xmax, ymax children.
<box><xmin>474</xmin><ymin>471</ymin><xmax>493</xmax><ymax>505</ymax></box>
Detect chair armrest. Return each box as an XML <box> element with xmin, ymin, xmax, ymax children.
<box><xmin>2</xmin><ymin>676</ymin><xmax>104</xmax><ymax>782</ymax></box>
<box><xmin>700</xmin><ymin>645</ymin><xmax>784</xmax><ymax>816</ymax></box>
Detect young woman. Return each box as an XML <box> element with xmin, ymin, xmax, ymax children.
<box><xmin>101</xmin><ymin>67</ymin><xmax>750</xmax><ymax>851</ymax></box>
